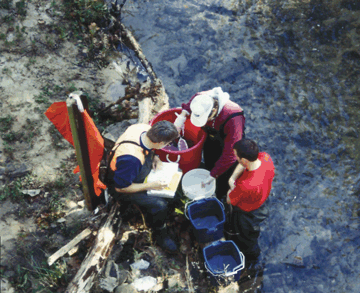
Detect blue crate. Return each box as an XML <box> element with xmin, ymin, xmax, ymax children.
<box><xmin>203</xmin><ymin>240</ymin><xmax>245</xmax><ymax>286</ymax></box>
<box><xmin>187</xmin><ymin>197</ymin><xmax>225</xmax><ymax>243</ymax></box>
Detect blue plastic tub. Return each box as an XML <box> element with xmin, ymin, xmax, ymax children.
<box><xmin>203</xmin><ymin>240</ymin><xmax>245</xmax><ymax>286</ymax></box>
<box><xmin>186</xmin><ymin>197</ymin><xmax>225</xmax><ymax>243</ymax></box>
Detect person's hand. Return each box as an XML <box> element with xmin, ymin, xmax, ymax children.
<box><xmin>201</xmin><ymin>175</ymin><xmax>215</xmax><ymax>188</ymax></box>
<box><xmin>152</xmin><ymin>155</ymin><xmax>163</xmax><ymax>171</ymax></box>
<box><xmin>149</xmin><ymin>180</ymin><xmax>168</xmax><ymax>190</ymax></box>
<box><xmin>173</xmin><ymin>110</ymin><xmax>189</xmax><ymax>131</ymax></box>
<box><xmin>181</xmin><ymin>109</ymin><xmax>190</xmax><ymax>116</ymax></box>
<box><xmin>228</xmin><ymin>178</ymin><xmax>236</xmax><ymax>191</ymax></box>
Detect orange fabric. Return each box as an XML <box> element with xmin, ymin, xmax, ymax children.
<box><xmin>110</xmin><ymin>124</ymin><xmax>151</xmax><ymax>171</ymax></box>
<box><xmin>45</xmin><ymin>102</ymin><xmax>106</xmax><ymax>196</ymax></box>
<box><xmin>44</xmin><ymin>102</ymin><xmax>74</xmax><ymax>145</ymax></box>
<box><xmin>81</xmin><ymin>110</ymin><xmax>106</xmax><ymax>196</ymax></box>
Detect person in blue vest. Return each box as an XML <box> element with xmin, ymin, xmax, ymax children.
<box><xmin>174</xmin><ymin>87</ymin><xmax>245</xmax><ymax>200</ymax></box>
<box><xmin>107</xmin><ymin>121</ymin><xmax>179</xmax><ymax>253</ymax></box>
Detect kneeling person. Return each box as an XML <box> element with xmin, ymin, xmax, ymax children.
<box><xmin>108</xmin><ymin>120</ymin><xmax>179</xmax><ymax>253</ymax></box>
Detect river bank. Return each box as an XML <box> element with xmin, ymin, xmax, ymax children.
<box><xmin>0</xmin><ymin>1</ymin><xmax>191</xmax><ymax>292</ymax></box>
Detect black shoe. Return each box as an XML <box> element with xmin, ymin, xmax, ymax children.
<box><xmin>153</xmin><ymin>227</ymin><xmax>178</xmax><ymax>253</ymax></box>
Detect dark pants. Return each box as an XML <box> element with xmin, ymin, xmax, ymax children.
<box><xmin>225</xmin><ymin>202</ymin><xmax>269</xmax><ymax>266</ymax></box>
<box><xmin>114</xmin><ymin>191</ymin><xmax>170</xmax><ymax>228</ymax></box>
<box><xmin>202</xmin><ymin>123</ymin><xmax>243</xmax><ymax>201</ymax></box>
<box><xmin>215</xmin><ymin>162</ymin><xmax>237</xmax><ymax>200</ymax></box>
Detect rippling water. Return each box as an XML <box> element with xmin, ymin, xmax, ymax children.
<box><xmin>123</xmin><ymin>0</ymin><xmax>360</xmax><ymax>291</ymax></box>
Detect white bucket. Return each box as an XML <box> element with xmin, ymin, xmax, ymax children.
<box><xmin>182</xmin><ymin>168</ymin><xmax>216</xmax><ymax>200</ymax></box>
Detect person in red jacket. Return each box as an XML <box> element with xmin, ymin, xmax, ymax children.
<box><xmin>226</xmin><ymin>139</ymin><xmax>275</xmax><ymax>268</ymax></box>
<box><xmin>174</xmin><ymin>87</ymin><xmax>245</xmax><ymax>199</ymax></box>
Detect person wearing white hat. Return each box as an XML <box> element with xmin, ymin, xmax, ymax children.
<box><xmin>174</xmin><ymin>87</ymin><xmax>245</xmax><ymax>199</ymax></box>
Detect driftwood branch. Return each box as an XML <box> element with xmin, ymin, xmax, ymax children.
<box><xmin>65</xmin><ymin>202</ymin><xmax>122</xmax><ymax>293</ymax></box>
<box><xmin>119</xmin><ymin>23</ymin><xmax>169</xmax><ymax>122</ymax></box>
<box><xmin>138</xmin><ymin>96</ymin><xmax>152</xmax><ymax>124</ymax></box>
<box><xmin>97</xmin><ymin>95</ymin><xmax>128</xmax><ymax>115</ymax></box>
<box><xmin>48</xmin><ymin>228</ymin><xmax>93</xmax><ymax>266</ymax></box>
<box><xmin>120</xmin><ymin>23</ymin><xmax>157</xmax><ymax>80</ymax></box>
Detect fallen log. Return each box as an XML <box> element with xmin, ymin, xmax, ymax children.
<box><xmin>65</xmin><ymin>201</ymin><xmax>122</xmax><ymax>293</ymax></box>
<box><xmin>119</xmin><ymin>22</ymin><xmax>169</xmax><ymax>123</ymax></box>
<box><xmin>48</xmin><ymin>228</ymin><xmax>93</xmax><ymax>266</ymax></box>
<box><xmin>119</xmin><ymin>22</ymin><xmax>157</xmax><ymax>81</ymax></box>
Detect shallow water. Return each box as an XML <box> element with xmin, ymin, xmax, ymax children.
<box><xmin>123</xmin><ymin>0</ymin><xmax>360</xmax><ymax>291</ymax></box>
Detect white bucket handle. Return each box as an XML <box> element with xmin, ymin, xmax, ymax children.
<box><xmin>184</xmin><ymin>199</ymin><xmax>196</xmax><ymax>220</ymax></box>
<box><xmin>184</xmin><ymin>195</ymin><xmax>220</xmax><ymax>219</ymax></box>
<box><xmin>231</xmin><ymin>251</ymin><xmax>245</xmax><ymax>273</ymax></box>
<box><xmin>204</xmin><ymin>262</ymin><xmax>221</xmax><ymax>277</ymax></box>
<box><xmin>204</xmin><ymin>262</ymin><xmax>238</xmax><ymax>277</ymax></box>
<box><xmin>166</xmin><ymin>154</ymin><xmax>180</xmax><ymax>163</ymax></box>
<box><xmin>184</xmin><ymin>196</ymin><xmax>211</xmax><ymax>219</ymax></box>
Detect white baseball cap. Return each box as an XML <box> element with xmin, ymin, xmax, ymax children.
<box><xmin>190</xmin><ymin>94</ymin><xmax>214</xmax><ymax>127</ymax></box>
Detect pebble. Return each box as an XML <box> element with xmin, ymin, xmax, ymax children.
<box><xmin>114</xmin><ymin>284</ymin><xmax>137</xmax><ymax>293</ymax></box>
<box><xmin>5</xmin><ymin>163</ymin><xmax>31</xmax><ymax>178</ymax></box>
<box><xmin>21</xmin><ymin>189</ymin><xmax>41</xmax><ymax>197</ymax></box>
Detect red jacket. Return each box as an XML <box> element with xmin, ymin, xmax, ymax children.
<box><xmin>182</xmin><ymin>94</ymin><xmax>245</xmax><ymax>178</ymax></box>
<box><xmin>229</xmin><ymin>152</ymin><xmax>275</xmax><ymax>212</ymax></box>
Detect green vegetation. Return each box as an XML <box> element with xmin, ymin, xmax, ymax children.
<box><xmin>48</xmin><ymin>124</ymin><xmax>69</xmax><ymax>150</ymax></box>
<box><xmin>3</xmin><ymin>14</ymin><xmax>15</xmax><ymax>24</ymax></box>
<box><xmin>0</xmin><ymin>115</ymin><xmax>14</xmax><ymax>132</ymax></box>
<box><xmin>34</xmin><ymin>84</ymin><xmax>63</xmax><ymax>105</ymax></box>
<box><xmin>0</xmin><ymin>0</ymin><xmax>114</xmax><ymax>66</ymax></box>
<box><xmin>0</xmin><ymin>0</ymin><xmax>12</xmax><ymax>10</ymax></box>
<box><xmin>67</xmin><ymin>83</ymin><xmax>77</xmax><ymax>93</ymax></box>
<box><xmin>21</xmin><ymin>119</ymin><xmax>41</xmax><ymax>145</ymax></box>
<box><xmin>2</xmin><ymin>131</ymin><xmax>17</xmax><ymax>142</ymax></box>
<box><xmin>3</xmin><ymin>141</ymin><xmax>14</xmax><ymax>158</ymax></box>
<box><xmin>15</xmin><ymin>0</ymin><xmax>27</xmax><ymax>16</ymax></box>
<box><xmin>0</xmin><ymin>178</ymin><xmax>23</xmax><ymax>202</ymax></box>
<box><xmin>34</xmin><ymin>93</ymin><xmax>50</xmax><ymax>104</ymax></box>
<box><xmin>63</xmin><ymin>0</ymin><xmax>108</xmax><ymax>27</ymax></box>
<box><xmin>0</xmin><ymin>118</ymin><xmax>41</xmax><ymax>157</ymax></box>
<box><xmin>15</xmin><ymin>25</ymin><xmax>26</xmax><ymax>38</ymax></box>
<box><xmin>2</xmin><ymin>67</ymin><xmax>12</xmax><ymax>77</ymax></box>
<box><xmin>53</xmin><ymin>25</ymin><xmax>68</xmax><ymax>41</ymax></box>
<box><xmin>1</xmin><ymin>171</ymin><xmax>85</xmax><ymax>293</ymax></box>
<box><xmin>60</xmin><ymin>0</ymin><xmax>113</xmax><ymax>66</ymax></box>
<box><xmin>174</xmin><ymin>188</ymin><xmax>188</xmax><ymax>215</ymax></box>
<box><xmin>25</xmin><ymin>57</ymin><xmax>36</xmax><ymax>68</ymax></box>
<box><xmin>33</xmin><ymin>83</ymin><xmax>83</xmax><ymax>106</ymax></box>
<box><xmin>11</xmin><ymin>232</ymin><xmax>69</xmax><ymax>292</ymax></box>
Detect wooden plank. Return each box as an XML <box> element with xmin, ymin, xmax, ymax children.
<box><xmin>65</xmin><ymin>201</ymin><xmax>122</xmax><ymax>293</ymax></box>
<box><xmin>47</xmin><ymin>228</ymin><xmax>92</xmax><ymax>266</ymax></box>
